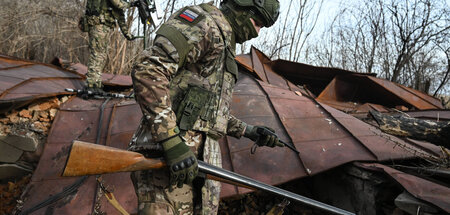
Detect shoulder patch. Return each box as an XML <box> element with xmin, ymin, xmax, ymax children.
<box><xmin>175</xmin><ymin>7</ymin><xmax>204</xmax><ymax>26</ymax></box>
<box><xmin>179</xmin><ymin>9</ymin><xmax>199</xmax><ymax>23</ymax></box>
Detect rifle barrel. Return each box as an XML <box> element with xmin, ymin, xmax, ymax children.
<box><xmin>198</xmin><ymin>161</ymin><xmax>354</xmax><ymax>215</ymax></box>
<box><xmin>279</xmin><ymin>139</ymin><xmax>300</xmax><ymax>154</ymax></box>
<box><xmin>63</xmin><ymin>141</ymin><xmax>353</xmax><ymax>215</ymax></box>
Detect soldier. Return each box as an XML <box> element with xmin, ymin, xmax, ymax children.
<box><xmin>129</xmin><ymin>0</ymin><xmax>281</xmax><ymax>214</ymax></box>
<box><xmin>79</xmin><ymin>0</ymin><xmax>138</xmax><ymax>91</ymax></box>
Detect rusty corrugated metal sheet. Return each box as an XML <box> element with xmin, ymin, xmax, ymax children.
<box><xmin>18</xmin><ymin>49</ymin><xmax>449</xmax><ymax>213</ymax></box>
<box><xmin>219</xmin><ymin>71</ymin><xmax>443</xmax><ymax>198</ymax></box>
<box><xmin>245</xmin><ymin>47</ymin><xmax>444</xmax><ymax>111</ymax></box>
<box><xmin>269</xmin><ymin>56</ymin><xmax>374</xmax><ymax>97</ymax></box>
<box><xmin>236</xmin><ymin>47</ymin><xmax>305</xmax><ymax>94</ymax></box>
<box><xmin>406</xmin><ymin>110</ymin><xmax>450</xmax><ymax>121</ymax></box>
<box><xmin>316</xmin><ymin>74</ymin><xmax>443</xmax><ymax>112</ymax></box>
<box><xmin>358</xmin><ymin>163</ymin><xmax>450</xmax><ymax>212</ymax></box>
<box><xmin>367</xmin><ymin>76</ymin><xmax>443</xmax><ymax>110</ymax></box>
<box><xmin>21</xmin><ymin>97</ymin><xmax>140</xmax><ymax>214</ymax></box>
<box><xmin>24</xmin><ymin>73</ymin><xmax>440</xmax><ymax>212</ymax></box>
<box><xmin>52</xmin><ymin>58</ymin><xmax>132</xmax><ymax>87</ymax></box>
<box><xmin>0</xmin><ymin>55</ymin><xmax>83</xmax><ymax>113</ymax></box>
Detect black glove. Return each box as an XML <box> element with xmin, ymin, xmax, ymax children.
<box><xmin>244</xmin><ymin>125</ymin><xmax>284</xmax><ymax>147</ymax></box>
<box><xmin>129</xmin><ymin>0</ymin><xmax>140</xmax><ymax>7</ymax></box>
<box><xmin>161</xmin><ymin>133</ymin><xmax>198</xmax><ymax>188</ymax></box>
<box><xmin>124</xmin><ymin>33</ymin><xmax>137</xmax><ymax>41</ymax></box>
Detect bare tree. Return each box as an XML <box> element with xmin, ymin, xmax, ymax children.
<box><xmin>308</xmin><ymin>0</ymin><xmax>449</xmax><ymax>95</ymax></box>
<box><xmin>388</xmin><ymin>0</ymin><xmax>449</xmax><ymax>84</ymax></box>
<box><xmin>243</xmin><ymin>0</ymin><xmax>323</xmax><ymax>62</ymax></box>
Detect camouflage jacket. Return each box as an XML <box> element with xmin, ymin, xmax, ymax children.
<box><xmin>131</xmin><ymin>2</ymin><xmax>247</xmax><ymax>144</ymax></box>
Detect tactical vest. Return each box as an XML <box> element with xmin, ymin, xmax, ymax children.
<box><xmin>160</xmin><ymin>3</ymin><xmax>238</xmax><ymax>140</ymax></box>
<box><xmin>85</xmin><ymin>0</ymin><xmax>123</xmax><ymax>27</ymax></box>
<box><xmin>86</xmin><ymin>0</ymin><xmax>110</xmax><ymax>16</ymax></box>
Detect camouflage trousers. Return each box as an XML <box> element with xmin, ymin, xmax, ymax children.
<box><xmin>131</xmin><ymin>132</ymin><xmax>222</xmax><ymax>215</ymax></box>
<box><xmin>86</xmin><ymin>23</ymin><xmax>111</xmax><ymax>88</ymax></box>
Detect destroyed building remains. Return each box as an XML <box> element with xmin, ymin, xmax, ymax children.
<box><xmin>0</xmin><ymin>49</ymin><xmax>449</xmax><ymax>214</ymax></box>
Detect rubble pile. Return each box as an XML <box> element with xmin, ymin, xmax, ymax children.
<box><xmin>218</xmin><ymin>191</ymin><xmax>314</xmax><ymax>215</ymax></box>
<box><xmin>0</xmin><ymin>96</ymin><xmax>70</xmax><ymax>215</ymax></box>
<box><xmin>0</xmin><ymin>175</ymin><xmax>30</xmax><ymax>215</ymax></box>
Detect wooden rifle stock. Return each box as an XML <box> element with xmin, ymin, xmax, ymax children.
<box><xmin>62</xmin><ymin>141</ymin><xmax>354</xmax><ymax>215</ymax></box>
<box><xmin>63</xmin><ymin>141</ymin><xmax>164</xmax><ymax>176</ymax></box>
<box><xmin>62</xmin><ymin>141</ymin><xmax>253</xmax><ymax>190</ymax></box>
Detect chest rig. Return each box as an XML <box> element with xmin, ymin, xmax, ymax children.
<box><xmin>84</xmin><ymin>0</ymin><xmax>122</xmax><ymax>27</ymax></box>
<box><xmin>162</xmin><ymin>3</ymin><xmax>238</xmax><ymax>140</ymax></box>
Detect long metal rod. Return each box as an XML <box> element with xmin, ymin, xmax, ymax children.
<box><xmin>198</xmin><ymin>161</ymin><xmax>355</xmax><ymax>215</ymax></box>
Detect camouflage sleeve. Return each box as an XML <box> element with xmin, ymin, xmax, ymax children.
<box><xmin>115</xmin><ymin>12</ymin><xmax>131</xmax><ymax>37</ymax></box>
<box><xmin>108</xmin><ymin>0</ymin><xmax>130</xmax><ymax>9</ymax></box>
<box><xmin>132</xmin><ymin>36</ymin><xmax>180</xmax><ymax>142</ymax></box>
<box><xmin>226</xmin><ymin>114</ymin><xmax>247</xmax><ymax>139</ymax></box>
<box><xmin>132</xmin><ymin>21</ymin><xmax>213</xmax><ymax>142</ymax></box>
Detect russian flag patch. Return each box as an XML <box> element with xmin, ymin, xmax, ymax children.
<box><xmin>179</xmin><ymin>9</ymin><xmax>199</xmax><ymax>23</ymax></box>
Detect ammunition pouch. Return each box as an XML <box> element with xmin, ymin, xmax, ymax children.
<box><xmin>175</xmin><ymin>86</ymin><xmax>214</xmax><ymax>131</ymax></box>
<box><xmin>85</xmin><ymin>0</ymin><xmax>116</xmax><ymax>27</ymax></box>
<box><xmin>78</xmin><ymin>16</ymin><xmax>90</xmax><ymax>32</ymax></box>
<box><xmin>225</xmin><ymin>48</ymin><xmax>238</xmax><ymax>80</ymax></box>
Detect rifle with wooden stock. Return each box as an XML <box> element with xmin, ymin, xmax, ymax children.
<box><xmin>62</xmin><ymin>141</ymin><xmax>354</xmax><ymax>215</ymax></box>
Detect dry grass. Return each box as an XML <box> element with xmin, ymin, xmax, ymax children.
<box><xmin>0</xmin><ymin>0</ymin><xmax>147</xmax><ymax>75</ymax></box>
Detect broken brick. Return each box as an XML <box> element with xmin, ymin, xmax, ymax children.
<box><xmin>49</xmin><ymin>109</ymin><xmax>57</xmax><ymax>120</ymax></box>
<box><xmin>395</xmin><ymin>105</ymin><xmax>409</xmax><ymax>111</ymax></box>
<box><xmin>19</xmin><ymin>110</ymin><xmax>32</xmax><ymax>119</ymax></box>
<box><xmin>7</xmin><ymin>112</ymin><xmax>19</xmax><ymax>124</ymax></box>
<box><xmin>37</xmin><ymin>102</ymin><xmax>52</xmax><ymax>112</ymax></box>
<box><xmin>0</xmin><ymin>118</ymin><xmax>8</xmax><ymax>124</ymax></box>
<box><xmin>61</xmin><ymin>96</ymin><xmax>69</xmax><ymax>103</ymax></box>
<box><xmin>32</xmin><ymin>122</ymin><xmax>45</xmax><ymax>132</ymax></box>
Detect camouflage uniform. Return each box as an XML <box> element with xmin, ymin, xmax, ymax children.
<box><xmin>82</xmin><ymin>0</ymin><xmax>133</xmax><ymax>88</ymax></box>
<box><xmin>129</xmin><ymin>2</ymin><xmax>247</xmax><ymax>214</ymax></box>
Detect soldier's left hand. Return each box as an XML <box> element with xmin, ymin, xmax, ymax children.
<box><xmin>130</xmin><ymin>0</ymin><xmax>140</xmax><ymax>7</ymax></box>
<box><xmin>244</xmin><ymin>125</ymin><xmax>284</xmax><ymax>147</ymax></box>
<box><xmin>124</xmin><ymin>33</ymin><xmax>136</xmax><ymax>41</ymax></box>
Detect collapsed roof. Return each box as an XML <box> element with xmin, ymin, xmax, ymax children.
<box><xmin>0</xmin><ymin>49</ymin><xmax>448</xmax><ymax>214</ymax></box>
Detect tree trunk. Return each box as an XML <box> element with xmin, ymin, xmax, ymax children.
<box><xmin>370</xmin><ymin>110</ymin><xmax>450</xmax><ymax>148</ymax></box>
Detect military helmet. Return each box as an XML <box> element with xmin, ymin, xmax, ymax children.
<box><xmin>231</xmin><ymin>0</ymin><xmax>280</xmax><ymax>27</ymax></box>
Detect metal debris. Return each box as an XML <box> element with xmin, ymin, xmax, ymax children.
<box><xmin>0</xmin><ymin>49</ymin><xmax>448</xmax><ymax>214</ymax></box>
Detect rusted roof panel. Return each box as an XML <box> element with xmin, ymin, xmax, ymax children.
<box><xmin>0</xmin><ymin>54</ymin><xmax>33</xmax><ymax>68</ymax></box>
<box><xmin>317</xmin><ymin>75</ymin><xmax>443</xmax><ymax>112</ymax></box>
<box><xmin>236</xmin><ymin>47</ymin><xmax>307</xmax><ymax>94</ymax></box>
<box><xmin>22</xmin><ymin>97</ymin><xmax>139</xmax><ymax>214</ymax></box>
<box><xmin>21</xmin><ymin>49</ymin><xmax>448</xmax><ymax>213</ymax></box>
<box><xmin>367</xmin><ymin>76</ymin><xmax>443</xmax><ymax>110</ymax></box>
<box><xmin>406</xmin><ymin>110</ymin><xmax>450</xmax><ymax>121</ymax></box>
<box><xmin>240</xmin><ymin>47</ymin><xmax>444</xmax><ymax>112</ymax></box>
<box><xmin>359</xmin><ymin>163</ymin><xmax>450</xmax><ymax>212</ymax></box>
<box><xmin>396</xmin><ymin>84</ymin><xmax>443</xmax><ymax>108</ymax></box>
<box><xmin>220</xmin><ymin>72</ymin><xmax>441</xmax><ymax>197</ymax></box>
<box><xmin>0</xmin><ymin>55</ymin><xmax>83</xmax><ymax>113</ymax></box>
<box><xmin>57</xmin><ymin>60</ymin><xmax>132</xmax><ymax>87</ymax></box>
<box><xmin>23</xmin><ymin>177</ymin><xmax>98</xmax><ymax>214</ymax></box>
<box><xmin>354</xmin><ymin>103</ymin><xmax>390</xmax><ymax>113</ymax></box>
<box><xmin>270</xmin><ymin>57</ymin><xmax>373</xmax><ymax>96</ymax></box>
<box><xmin>235</xmin><ymin>54</ymin><xmax>252</xmax><ymax>72</ymax></box>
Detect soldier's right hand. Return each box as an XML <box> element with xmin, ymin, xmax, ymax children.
<box><xmin>244</xmin><ymin>124</ymin><xmax>284</xmax><ymax>148</ymax></box>
<box><xmin>161</xmin><ymin>134</ymin><xmax>198</xmax><ymax>188</ymax></box>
